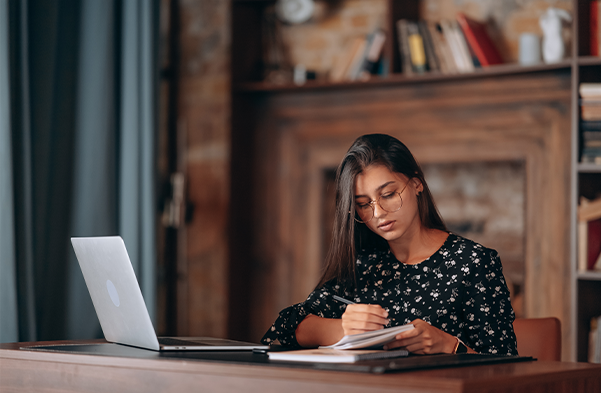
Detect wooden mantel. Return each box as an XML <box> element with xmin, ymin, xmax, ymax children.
<box><xmin>229</xmin><ymin>70</ymin><xmax>573</xmax><ymax>357</ymax></box>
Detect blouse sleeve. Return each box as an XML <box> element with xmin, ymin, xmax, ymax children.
<box><xmin>461</xmin><ymin>248</ymin><xmax>518</xmax><ymax>355</ymax></box>
<box><xmin>261</xmin><ymin>281</ymin><xmax>348</xmax><ymax>348</ymax></box>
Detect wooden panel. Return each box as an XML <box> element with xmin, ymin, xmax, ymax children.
<box><xmin>237</xmin><ymin>71</ymin><xmax>573</xmax><ymax>357</ymax></box>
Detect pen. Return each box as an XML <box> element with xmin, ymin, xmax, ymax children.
<box><xmin>333</xmin><ymin>295</ymin><xmax>356</xmax><ymax>305</ymax></box>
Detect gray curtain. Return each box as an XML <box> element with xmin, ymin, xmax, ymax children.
<box><xmin>0</xmin><ymin>0</ymin><xmax>159</xmax><ymax>343</ymax></box>
<box><xmin>0</xmin><ymin>0</ymin><xmax>19</xmax><ymax>343</ymax></box>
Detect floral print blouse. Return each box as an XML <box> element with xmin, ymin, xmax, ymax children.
<box><xmin>261</xmin><ymin>233</ymin><xmax>518</xmax><ymax>355</ymax></box>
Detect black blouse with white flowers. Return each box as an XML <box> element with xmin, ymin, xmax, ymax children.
<box><xmin>261</xmin><ymin>233</ymin><xmax>518</xmax><ymax>355</ymax></box>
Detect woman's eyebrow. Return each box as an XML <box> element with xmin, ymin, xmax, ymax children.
<box><xmin>355</xmin><ymin>181</ymin><xmax>397</xmax><ymax>198</ymax></box>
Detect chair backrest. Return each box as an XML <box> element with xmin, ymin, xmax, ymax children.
<box><xmin>513</xmin><ymin>317</ymin><xmax>561</xmax><ymax>361</ymax></box>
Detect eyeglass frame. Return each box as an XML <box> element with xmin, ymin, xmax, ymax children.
<box><xmin>352</xmin><ymin>179</ymin><xmax>411</xmax><ymax>224</ymax></box>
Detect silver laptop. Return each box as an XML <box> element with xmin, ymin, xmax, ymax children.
<box><xmin>71</xmin><ymin>236</ymin><xmax>268</xmax><ymax>351</ymax></box>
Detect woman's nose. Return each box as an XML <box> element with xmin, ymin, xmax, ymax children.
<box><xmin>372</xmin><ymin>202</ymin><xmax>386</xmax><ymax>218</ymax></box>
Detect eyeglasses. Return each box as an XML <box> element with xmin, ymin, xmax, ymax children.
<box><xmin>353</xmin><ymin>181</ymin><xmax>409</xmax><ymax>224</ymax></box>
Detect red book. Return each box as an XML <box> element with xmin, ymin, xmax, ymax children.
<box><xmin>588</xmin><ymin>219</ymin><xmax>601</xmax><ymax>270</ymax></box>
<box><xmin>592</xmin><ymin>1</ymin><xmax>600</xmax><ymax>57</ymax></box>
<box><xmin>456</xmin><ymin>13</ymin><xmax>503</xmax><ymax>66</ymax></box>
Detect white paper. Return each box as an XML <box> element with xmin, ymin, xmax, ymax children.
<box><xmin>319</xmin><ymin>324</ymin><xmax>415</xmax><ymax>350</ymax></box>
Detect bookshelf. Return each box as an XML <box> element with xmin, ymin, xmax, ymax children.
<box><xmin>231</xmin><ymin>0</ymin><xmax>601</xmax><ymax>362</ymax></box>
<box><xmin>573</xmin><ymin>0</ymin><xmax>601</xmax><ymax>363</ymax></box>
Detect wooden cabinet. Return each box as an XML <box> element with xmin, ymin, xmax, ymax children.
<box><xmin>230</xmin><ymin>0</ymin><xmax>601</xmax><ymax>362</ymax></box>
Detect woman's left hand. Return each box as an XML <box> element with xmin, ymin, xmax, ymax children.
<box><xmin>384</xmin><ymin>319</ymin><xmax>458</xmax><ymax>354</ymax></box>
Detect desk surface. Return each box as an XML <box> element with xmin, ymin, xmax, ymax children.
<box><xmin>2</xmin><ymin>340</ymin><xmax>601</xmax><ymax>393</ymax></box>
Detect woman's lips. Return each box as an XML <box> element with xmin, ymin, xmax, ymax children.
<box><xmin>378</xmin><ymin>220</ymin><xmax>395</xmax><ymax>231</ymax></box>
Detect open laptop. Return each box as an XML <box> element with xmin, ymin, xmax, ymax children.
<box><xmin>71</xmin><ymin>236</ymin><xmax>268</xmax><ymax>352</ymax></box>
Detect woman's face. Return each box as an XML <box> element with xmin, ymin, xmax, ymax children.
<box><xmin>354</xmin><ymin>164</ymin><xmax>423</xmax><ymax>244</ymax></box>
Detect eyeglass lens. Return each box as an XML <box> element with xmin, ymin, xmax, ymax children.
<box><xmin>355</xmin><ymin>193</ymin><xmax>403</xmax><ymax>223</ymax></box>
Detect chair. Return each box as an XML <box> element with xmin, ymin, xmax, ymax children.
<box><xmin>513</xmin><ymin>317</ymin><xmax>561</xmax><ymax>361</ymax></box>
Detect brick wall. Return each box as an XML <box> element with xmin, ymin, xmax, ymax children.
<box><xmin>177</xmin><ymin>0</ymin><xmax>231</xmax><ymax>337</ymax></box>
<box><xmin>273</xmin><ymin>0</ymin><xmax>572</xmax><ymax>77</ymax></box>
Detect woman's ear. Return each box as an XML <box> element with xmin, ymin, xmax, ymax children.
<box><xmin>412</xmin><ymin>178</ymin><xmax>424</xmax><ymax>194</ymax></box>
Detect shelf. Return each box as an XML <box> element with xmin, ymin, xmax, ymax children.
<box><xmin>577</xmin><ymin>56</ymin><xmax>601</xmax><ymax>66</ymax></box>
<box><xmin>578</xmin><ymin>163</ymin><xmax>601</xmax><ymax>173</ymax></box>
<box><xmin>235</xmin><ymin>61</ymin><xmax>572</xmax><ymax>93</ymax></box>
<box><xmin>578</xmin><ymin>271</ymin><xmax>601</xmax><ymax>281</ymax></box>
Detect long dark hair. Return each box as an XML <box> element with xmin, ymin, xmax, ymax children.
<box><xmin>317</xmin><ymin>134</ymin><xmax>447</xmax><ymax>290</ymax></box>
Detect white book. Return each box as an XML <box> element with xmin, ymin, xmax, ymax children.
<box><xmin>452</xmin><ymin>21</ymin><xmax>475</xmax><ymax>72</ymax></box>
<box><xmin>580</xmin><ymin>83</ymin><xmax>601</xmax><ymax>99</ymax></box>
<box><xmin>268</xmin><ymin>348</ymin><xmax>409</xmax><ymax>363</ymax></box>
<box><xmin>346</xmin><ymin>38</ymin><xmax>369</xmax><ymax>81</ymax></box>
<box><xmin>440</xmin><ymin>20</ymin><xmax>471</xmax><ymax>73</ymax></box>
<box><xmin>319</xmin><ymin>323</ymin><xmax>414</xmax><ymax>350</ymax></box>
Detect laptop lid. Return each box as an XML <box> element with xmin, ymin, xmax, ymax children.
<box><xmin>71</xmin><ymin>236</ymin><xmax>162</xmax><ymax>350</ymax></box>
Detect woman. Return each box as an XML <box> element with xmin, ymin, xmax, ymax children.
<box><xmin>261</xmin><ymin>134</ymin><xmax>517</xmax><ymax>355</ymax></box>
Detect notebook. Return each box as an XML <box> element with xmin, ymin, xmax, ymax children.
<box><xmin>71</xmin><ymin>236</ymin><xmax>268</xmax><ymax>352</ymax></box>
<box><xmin>268</xmin><ymin>348</ymin><xmax>410</xmax><ymax>363</ymax></box>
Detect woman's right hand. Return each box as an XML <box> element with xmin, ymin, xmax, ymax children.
<box><xmin>341</xmin><ymin>304</ymin><xmax>389</xmax><ymax>335</ymax></box>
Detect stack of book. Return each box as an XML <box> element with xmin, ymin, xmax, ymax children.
<box><xmin>396</xmin><ymin>13</ymin><xmax>503</xmax><ymax>76</ymax></box>
<box><xmin>578</xmin><ymin>196</ymin><xmax>601</xmax><ymax>272</ymax></box>
<box><xmin>329</xmin><ymin>28</ymin><xmax>387</xmax><ymax>83</ymax></box>
<box><xmin>580</xmin><ymin>83</ymin><xmax>601</xmax><ymax>164</ymax></box>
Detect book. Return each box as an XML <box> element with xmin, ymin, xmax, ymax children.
<box><xmin>453</xmin><ymin>20</ymin><xmax>479</xmax><ymax>69</ymax></box>
<box><xmin>357</xmin><ymin>29</ymin><xmax>386</xmax><ymax>81</ymax></box>
<box><xmin>396</xmin><ymin>19</ymin><xmax>413</xmax><ymax>76</ymax></box>
<box><xmin>345</xmin><ymin>37</ymin><xmax>369</xmax><ymax>81</ymax></box>
<box><xmin>319</xmin><ymin>323</ymin><xmax>415</xmax><ymax>350</ymax></box>
<box><xmin>580</xmin><ymin>83</ymin><xmax>601</xmax><ymax>98</ymax></box>
<box><xmin>579</xmin><ymin>220</ymin><xmax>588</xmax><ymax>271</ymax></box>
<box><xmin>582</xmin><ymin>148</ymin><xmax>601</xmax><ymax>164</ymax></box>
<box><xmin>581</xmin><ymin>120</ymin><xmax>601</xmax><ymax>132</ymax></box>
<box><xmin>456</xmin><ymin>13</ymin><xmax>503</xmax><ymax>67</ymax></box>
<box><xmin>427</xmin><ymin>21</ymin><xmax>457</xmax><ymax>74</ymax></box>
<box><xmin>440</xmin><ymin>19</ymin><xmax>474</xmax><ymax>73</ymax></box>
<box><xmin>329</xmin><ymin>37</ymin><xmax>365</xmax><ymax>82</ymax></box>
<box><xmin>584</xmin><ymin>138</ymin><xmax>601</xmax><ymax>150</ymax></box>
<box><xmin>578</xmin><ymin>197</ymin><xmax>601</xmax><ymax>271</ymax></box>
<box><xmin>268</xmin><ymin>348</ymin><xmax>409</xmax><ymax>363</ymax></box>
<box><xmin>583</xmin><ymin>197</ymin><xmax>601</xmax><ymax>222</ymax></box>
<box><xmin>407</xmin><ymin>21</ymin><xmax>427</xmax><ymax>74</ymax></box>
<box><xmin>581</xmin><ymin>103</ymin><xmax>601</xmax><ymax>121</ymax></box>
<box><xmin>591</xmin><ymin>1</ymin><xmax>601</xmax><ymax>57</ymax></box>
<box><xmin>583</xmin><ymin>130</ymin><xmax>601</xmax><ymax>152</ymax></box>
<box><xmin>588</xmin><ymin>219</ymin><xmax>601</xmax><ymax>271</ymax></box>
<box><xmin>418</xmin><ymin>20</ymin><xmax>439</xmax><ymax>73</ymax></box>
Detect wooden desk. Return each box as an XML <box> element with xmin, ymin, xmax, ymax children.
<box><xmin>1</xmin><ymin>340</ymin><xmax>600</xmax><ymax>393</ymax></box>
